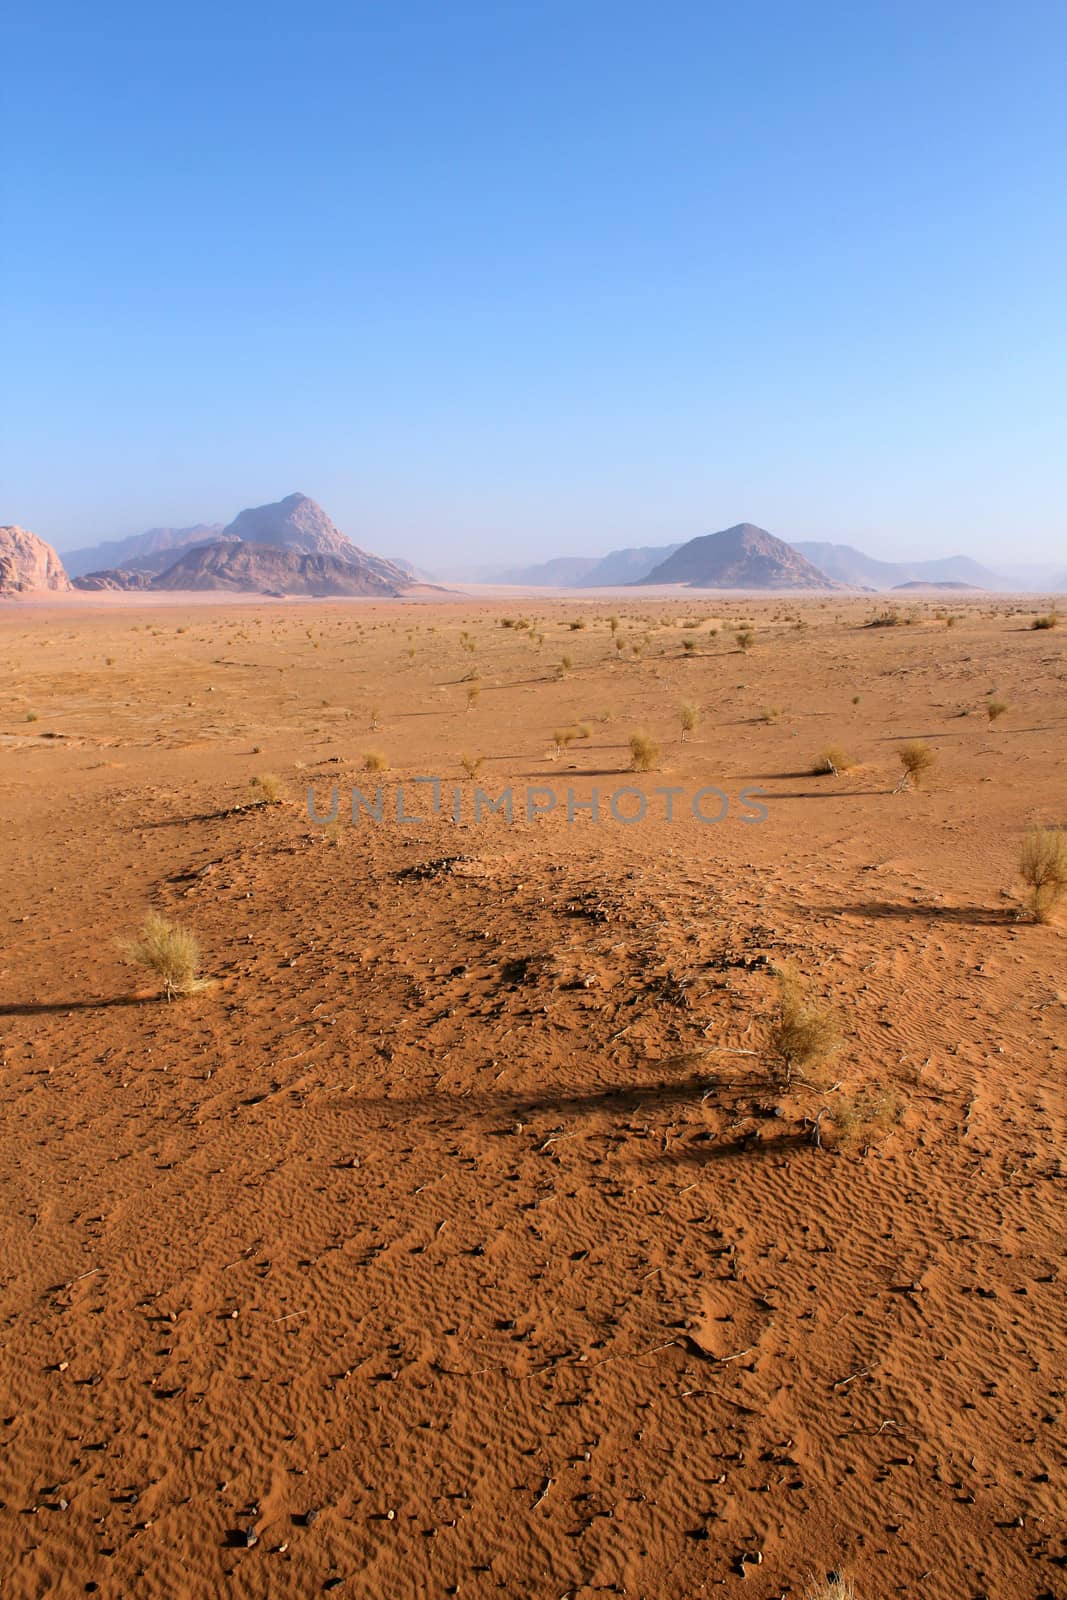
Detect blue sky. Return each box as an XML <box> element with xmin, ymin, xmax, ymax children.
<box><xmin>3</xmin><ymin>0</ymin><xmax>1065</xmax><ymax>566</ymax></box>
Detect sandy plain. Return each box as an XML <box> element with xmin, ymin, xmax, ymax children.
<box><xmin>0</xmin><ymin>592</ymin><xmax>1064</xmax><ymax>1600</ymax></box>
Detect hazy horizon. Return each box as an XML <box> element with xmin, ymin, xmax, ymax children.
<box><xmin>4</xmin><ymin>1</ymin><xmax>1066</xmax><ymax>569</ymax></box>
<box><xmin>39</xmin><ymin>499</ymin><xmax>1065</xmax><ymax>577</ymax></box>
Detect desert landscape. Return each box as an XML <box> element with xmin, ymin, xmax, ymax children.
<box><xmin>1</xmin><ymin>589</ymin><xmax>1064</xmax><ymax>1599</ymax></box>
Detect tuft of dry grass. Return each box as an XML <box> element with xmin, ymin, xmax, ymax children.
<box><xmin>819</xmin><ymin>1090</ymin><xmax>901</xmax><ymax>1152</ymax></box>
<box><xmin>768</xmin><ymin>963</ymin><xmax>841</xmax><ymax>1087</ymax></box>
<box><xmin>735</xmin><ymin>628</ymin><xmax>755</xmax><ymax>652</ymax></box>
<box><xmin>986</xmin><ymin>698</ymin><xmax>1008</xmax><ymax>724</ymax></box>
<box><xmin>364</xmin><ymin>749</ymin><xmax>389</xmax><ymax>773</ymax></box>
<box><xmin>805</xmin><ymin>1582</ymin><xmax>856</xmax><ymax>1600</ymax></box>
<box><xmin>1019</xmin><ymin>824</ymin><xmax>1067</xmax><ymax>923</ymax></box>
<box><xmin>1031</xmin><ymin>611</ymin><xmax>1059</xmax><ymax>630</ymax></box>
<box><xmin>679</xmin><ymin>701</ymin><xmax>699</xmax><ymax>740</ymax></box>
<box><xmin>460</xmin><ymin>752</ymin><xmax>484</xmax><ymax>780</ymax></box>
<box><xmin>812</xmin><ymin>745</ymin><xmax>854</xmax><ymax>775</ymax></box>
<box><xmin>123</xmin><ymin>912</ymin><xmax>208</xmax><ymax>1000</ymax></box>
<box><xmin>897</xmin><ymin>740</ymin><xmax>934</xmax><ymax>787</ymax></box>
<box><xmin>251</xmin><ymin>772</ymin><xmax>285</xmax><ymax>805</ymax></box>
<box><xmin>629</xmin><ymin>730</ymin><xmax>660</xmax><ymax>772</ymax></box>
<box><xmin>466</xmin><ymin>682</ymin><xmax>481</xmax><ymax>710</ymax></box>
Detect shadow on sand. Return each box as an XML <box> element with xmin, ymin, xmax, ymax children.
<box><xmin>0</xmin><ymin>994</ymin><xmax>152</xmax><ymax>1017</ymax></box>
<box><xmin>833</xmin><ymin>901</ymin><xmax>1016</xmax><ymax>926</ymax></box>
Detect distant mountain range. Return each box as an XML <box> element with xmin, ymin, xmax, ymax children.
<box><xmin>790</xmin><ymin>541</ymin><xmax>1012</xmax><ymax>590</ymax></box>
<box><xmin>448</xmin><ymin>533</ymin><xmax>1060</xmax><ymax>591</ymax></box>
<box><xmin>62</xmin><ymin>524</ymin><xmax>225</xmax><ymax>578</ymax></box>
<box><xmin>6</xmin><ymin>502</ymin><xmax>1064</xmax><ymax>596</ymax></box>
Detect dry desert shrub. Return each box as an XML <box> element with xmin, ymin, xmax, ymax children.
<box><xmin>818</xmin><ymin>1090</ymin><xmax>901</xmax><ymax>1151</ymax></box>
<box><xmin>866</xmin><ymin>607</ymin><xmax>902</xmax><ymax>627</ymax></box>
<box><xmin>123</xmin><ymin>912</ymin><xmax>207</xmax><ymax>1000</ymax></box>
<box><xmin>364</xmin><ymin>749</ymin><xmax>389</xmax><ymax>773</ymax></box>
<box><xmin>768</xmin><ymin>963</ymin><xmax>841</xmax><ymax>1088</ymax></box>
<box><xmin>460</xmin><ymin>752</ymin><xmax>484</xmax><ymax>780</ymax></box>
<box><xmin>629</xmin><ymin>730</ymin><xmax>660</xmax><ymax>772</ymax></box>
<box><xmin>553</xmin><ymin>726</ymin><xmax>577</xmax><ymax>757</ymax></box>
<box><xmin>251</xmin><ymin>772</ymin><xmax>285</xmax><ymax>805</ymax></box>
<box><xmin>466</xmin><ymin>683</ymin><xmax>481</xmax><ymax>711</ymax></box>
<box><xmin>986</xmin><ymin>698</ymin><xmax>1008</xmax><ymax>724</ymax></box>
<box><xmin>1031</xmin><ymin>611</ymin><xmax>1059</xmax><ymax>630</ymax></box>
<box><xmin>761</xmin><ymin>704</ymin><xmax>783</xmax><ymax>723</ymax></box>
<box><xmin>735</xmin><ymin>628</ymin><xmax>755</xmax><ymax>652</ymax></box>
<box><xmin>897</xmin><ymin>740</ymin><xmax>934</xmax><ymax>787</ymax></box>
<box><xmin>812</xmin><ymin>745</ymin><xmax>854</xmax><ymax>775</ymax></box>
<box><xmin>1019</xmin><ymin>825</ymin><xmax>1067</xmax><ymax>923</ymax></box>
<box><xmin>682</xmin><ymin>637</ymin><xmax>697</xmax><ymax>653</ymax></box>
<box><xmin>679</xmin><ymin>701</ymin><xmax>699</xmax><ymax>740</ymax></box>
<box><xmin>806</xmin><ymin>1582</ymin><xmax>856</xmax><ymax>1600</ymax></box>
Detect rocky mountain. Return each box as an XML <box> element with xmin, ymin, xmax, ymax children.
<box><xmin>72</xmin><ymin>569</ymin><xmax>155</xmax><ymax>592</ymax></box>
<box><xmin>638</xmin><ymin>524</ymin><xmax>836</xmax><ymax>589</ymax></box>
<box><xmin>790</xmin><ymin>541</ymin><xmax>1011</xmax><ymax>590</ymax></box>
<box><xmin>152</xmin><ymin>540</ymin><xmax>406</xmax><ymax>596</ymax></box>
<box><xmin>62</xmin><ymin>524</ymin><xmax>224</xmax><ymax>578</ymax></box>
<box><xmin>220</xmin><ymin>493</ymin><xmax>357</xmax><ymax>560</ymax></box>
<box><xmin>0</xmin><ymin>526</ymin><xmax>72</xmax><ymax>593</ymax></box>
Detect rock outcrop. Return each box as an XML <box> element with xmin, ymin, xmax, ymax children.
<box><xmin>0</xmin><ymin>526</ymin><xmax>72</xmax><ymax>593</ymax></box>
<box><xmin>72</xmin><ymin>569</ymin><xmax>155</xmax><ymax>591</ymax></box>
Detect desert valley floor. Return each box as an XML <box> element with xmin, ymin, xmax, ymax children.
<box><xmin>0</xmin><ymin>593</ymin><xmax>1064</xmax><ymax>1600</ymax></box>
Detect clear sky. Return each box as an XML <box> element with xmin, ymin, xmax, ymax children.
<box><xmin>3</xmin><ymin>0</ymin><xmax>1065</xmax><ymax>567</ymax></box>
